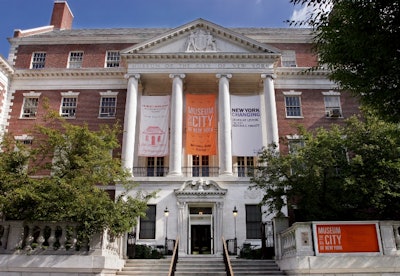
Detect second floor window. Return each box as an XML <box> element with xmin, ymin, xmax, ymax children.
<box><xmin>283</xmin><ymin>90</ymin><xmax>302</xmax><ymax>118</ymax></box>
<box><xmin>60</xmin><ymin>97</ymin><xmax>77</xmax><ymax>118</ymax></box>
<box><xmin>147</xmin><ymin>157</ymin><xmax>165</xmax><ymax>176</ymax></box>
<box><xmin>281</xmin><ymin>50</ymin><xmax>297</xmax><ymax>67</ymax></box>
<box><xmin>68</xmin><ymin>51</ymin><xmax>83</xmax><ymax>68</ymax></box>
<box><xmin>105</xmin><ymin>51</ymin><xmax>120</xmax><ymax>67</ymax></box>
<box><xmin>193</xmin><ymin>155</ymin><xmax>209</xmax><ymax>177</ymax></box>
<box><xmin>99</xmin><ymin>91</ymin><xmax>118</xmax><ymax>118</ymax></box>
<box><xmin>237</xmin><ymin>156</ymin><xmax>254</xmax><ymax>177</ymax></box>
<box><xmin>323</xmin><ymin>91</ymin><xmax>342</xmax><ymax>118</ymax></box>
<box><xmin>31</xmin><ymin>52</ymin><xmax>46</xmax><ymax>69</ymax></box>
<box><xmin>21</xmin><ymin>97</ymin><xmax>39</xmax><ymax>118</ymax></box>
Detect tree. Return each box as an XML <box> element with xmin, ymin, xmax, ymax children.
<box><xmin>290</xmin><ymin>0</ymin><xmax>400</xmax><ymax>122</ymax></box>
<box><xmin>251</xmin><ymin>113</ymin><xmax>400</xmax><ymax>221</ymax></box>
<box><xmin>0</xmin><ymin>116</ymin><xmax>151</xmax><ymax>237</ymax></box>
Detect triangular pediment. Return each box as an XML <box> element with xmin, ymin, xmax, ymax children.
<box><xmin>122</xmin><ymin>18</ymin><xmax>279</xmax><ymax>55</ymax></box>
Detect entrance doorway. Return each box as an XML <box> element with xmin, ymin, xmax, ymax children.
<box><xmin>191</xmin><ymin>225</ymin><xmax>211</xmax><ymax>254</ymax></box>
<box><xmin>189</xmin><ymin>206</ymin><xmax>213</xmax><ymax>254</ymax></box>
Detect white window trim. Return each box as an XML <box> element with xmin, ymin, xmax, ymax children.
<box><xmin>67</xmin><ymin>51</ymin><xmax>84</xmax><ymax>69</ymax></box>
<box><xmin>322</xmin><ymin>91</ymin><xmax>343</xmax><ymax>118</ymax></box>
<box><xmin>105</xmin><ymin>50</ymin><xmax>120</xmax><ymax>68</ymax></box>
<box><xmin>30</xmin><ymin>52</ymin><xmax>46</xmax><ymax>69</ymax></box>
<box><xmin>60</xmin><ymin>91</ymin><xmax>80</xmax><ymax>119</ymax></box>
<box><xmin>21</xmin><ymin>92</ymin><xmax>41</xmax><ymax>119</ymax></box>
<box><xmin>98</xmin><ymin>91</ymin><xmax>118</xmax><ymax>119</ymax></box>
<box><xmin>283</xmin><ymin>90</ymin><xmax>303</xmax><ymax>118</ymax></box>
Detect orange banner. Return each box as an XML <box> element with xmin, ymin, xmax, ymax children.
<box><xmin>314</xmin><ymin>223</ymin><xmax>380</xmax><ymax>254</ymax></box>
<box><xmin>185</xmin><ymin>94</ymin><xmax>216</xmax><ymax>155</ymax></box>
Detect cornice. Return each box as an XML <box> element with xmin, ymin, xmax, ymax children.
<box><xmin>275</xmin><ymin>67</ymin><xmax>330</xmax><ymax>77</ymax></box>
<box><xmin>0</xmin><ymin>55</ymin><xmax>14</xmax><ymax>77</ymax></box>
<box><xmin>13</xmin><ymin>68</ymin><xmax>126</xmax><ymax>79</ymax></box>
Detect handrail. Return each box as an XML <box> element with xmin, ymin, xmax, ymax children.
<box><xmin>222</xmin><ymin>237</ymin><xmax>234</xmax><ymax>276</ymax></box>
<box><xmin>168</xmin><ymin>237</ymin><xmax>179</xmax><ymax>276</ymax></box>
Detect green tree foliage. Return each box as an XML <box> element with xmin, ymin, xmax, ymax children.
<box><xmin>290</xmin><ymin>0</ymin><xmax>400</xmax><ymax>122</ymax></box>
<box><xmin>0</xmin><ymin>117</ymin><xmax>151</xmax><ymax>237</ymax></box>
<box><xmin>251</xmin><ymin>114</ymin><xmax>400</xmax><ymax>221</ymax></box>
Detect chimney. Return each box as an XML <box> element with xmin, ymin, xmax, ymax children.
<box><xmin>50</xmin><ymin>1</ymin><xmax>74</xmax><ymax>30</ymax></box>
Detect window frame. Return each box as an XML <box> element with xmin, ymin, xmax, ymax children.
<box><xmin>192</xmin><ymin>155</ymin><xmax>209</xmax><ymax>177</ymax></box>
<box><xmin>147</xmin><ymin>157</ymin><xmax>165</xmax><ymax>176</ymax></box>
<box><xmin>322</xmin><ymin>91</ymin><xmax>342</xmax><ymax>118</ymax></box>
<box><xmin>245</xmin><ymin>204</ymin><xmax>262</xmax><ymax>239</ymax></box>
<box><xmin>139</xmin><ymin>205</ymin><xmax>156</xmax><ymax>239</ymax></box>
<box><xmin>105</xmin><ymin>51</ymin><xmax>120</xmax><ymax>68</ymax></box>
<box><xmin>60</xmin><ymin>91</ymin><xmax>79</xmax><ymax>119</ymax></box>
<box><xmin>281</xmin><ymin>50</ymin><xmax>297</xmax><ymax>67</ymax></box>
<box><xmin>30</xmin><ymin>52</ymin><xmax>46</xmax><ymax>69</ymax></box>
<box><xmin>68</xmin><ymin>51</ymin><xmax>84</xmax><ymax>69</ymax></box>
<box><xmin>237</xmin><ymin>156</ymin><xmax>254</xmax><ymax>177</ymax></box>
<box><xmin>283</xmin><ymin>90</ymin><xmax>303</xmax><ymax>118</ymax></box>
<box><xmin>98</xmin><ymin>91</ymin><xmax>118</xmax><ymax>118</ymax></box>
<box><xmin>20</xmin><ymin>92</ymin><xmax>41</xmax><ymax>119</ymax></box>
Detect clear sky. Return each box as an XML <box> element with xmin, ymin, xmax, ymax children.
<box><xmin>0</xmin><ymin>0</ymin><xmax>307</xmax><ymax>58</ymax></box>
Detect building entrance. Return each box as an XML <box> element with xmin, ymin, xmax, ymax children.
<box><xmin>191</xmin><ymin>225</ymin><xmax>211</xmax><ymax>254</ymax></box>
<box><xmin>189</xmin><ymin>206</ymin><xmax>213</xmax><ymax>254</ymax></box>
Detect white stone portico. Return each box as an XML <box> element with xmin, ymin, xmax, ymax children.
<box><xmin>118</xmin><ymin>18</ymin><xmax>282</xmax><ymax>256</ymax></box>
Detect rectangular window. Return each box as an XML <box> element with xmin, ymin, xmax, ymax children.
<box><xmin>105</xmin><ymin>51</ymin><xmax>120</xmax><ymax>68</ymax></box>
<box><xmin>99</xmin><ymin>96</ymin><xmax>117</xmax><ymax>118</ymax></box>
<box><xmin>237</xmin><ymin>156</ymin><xmax>254</xmax><ymax>177</ymax></box>
<box><xmin>324</xmin><ymin>95</ymin><xmax>342</xmax><ymax>118</ymax></box>
<box><xmin>60</xmin><ymin>97</ymin><xmax>77</xmax><ymax>118</ymax></box>
<box><xmin>193</xmin><ymin>155</ymin><xmax>209</xmax><ymax>177</ymax></box>
<box><xmin>21</xmin><ymin>97</ymin><xmax>39</xmax><ymax>118</ymax></box>
<box><xmin>246</xmin><ymin>205</ymin><xmax>262</xmax><ymax>239</ymax></box>
<box><xmin>281</xmin><ymin>50</ymin><xmax>297</xmax><ymax>67</ymax></box>
<box><xmin>147</xmin><ymin>157</ymin><xmax>165</xmax><ymax>176</ymax></box>
<box><xmin>139</xmin><ymin>205</ymin><xmax>156</xmax><ymax>239</ymax></box>
<box><xmin>68</xmin><ymin>51</ymin><xmax>83</xmax><ymax>68</ymax></box>
<box><xmin>31</xmin><ymin>52</ymin><xmax>46</xmax><ymax>69</ymax></box>
<box><xmin>285</xmin><ymin>96</ymin><xmax>302</xmax><ymax>117</ymax></box>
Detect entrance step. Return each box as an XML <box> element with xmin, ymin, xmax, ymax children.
<box><xmin>175</xmin><ymin>256</ymin><xmax>226</xmax><ymax>275</ymax></box>
<box><xmin>230</xmin><ymin>258</ymin><xmax>285</xmax><ymax>276</ymax></box>
<box><xmin>116</xmin><ymin>258</ymin><xmax>171</xmax><ymax>276</ymax></box>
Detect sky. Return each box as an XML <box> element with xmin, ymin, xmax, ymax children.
<box><xmin>0</xmin><ymin>0</ymin><xmax>309</xmax><ymax>58</ymax></box>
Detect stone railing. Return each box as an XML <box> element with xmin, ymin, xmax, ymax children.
<box><xmin>0</xmin><ymin>221</ymin><xmax>122</xmax><ymax>257</ymax></box>
<box><xmin>279</xmin><ymin>222</ymin><xmax>314</xmax><ymax>258</ymax></box>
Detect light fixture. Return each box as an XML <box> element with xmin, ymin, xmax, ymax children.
<box><xmin>233</xmin><ymin>206</ymin><xmax>238</xmax><ymax>217</ymax></box>
<box><xmin>164</xmin><ymin>207</ymin><xmax>169</xmax><ymax>217</ymax></box>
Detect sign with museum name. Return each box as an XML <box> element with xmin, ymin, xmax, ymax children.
<box><xmin>129</xmin><ymin>62</ymin><xmax>272</xmax><ymax>72</ymax></box>
<box><xmin>312</xmin><ymin>222</ymin><xmax>381</xmax><ymax>255</ymax></box>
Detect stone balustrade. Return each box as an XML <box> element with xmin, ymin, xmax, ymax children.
<box><xmin>0</xmin><ymin>221</ymin><xmax>122</xmax><ymax>256</ymax></box>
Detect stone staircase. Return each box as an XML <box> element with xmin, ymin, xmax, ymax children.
<box><xmin>116</xmin><ymin>258</ymin><xmax>171</xmax><ymax>276</ymax></box>
<box><xmin>230</xmin><ymin>258</ymin><xmax>285</xmax><ymax>275</ymax></box>
<box><xmin>174</xmin><ymin>256</ymin><xmax>226</xmax><ymax>275</ymax></box>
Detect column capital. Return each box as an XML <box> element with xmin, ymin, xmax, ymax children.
<box><xmin>216</xmin><ymin>73</ymin><xmax>232</xmax><ymax>79</ymax></box>
<box><xmin>169</xmin><ymin>73</ymin><xmax>186</xmax><ymax>79</ymax></box>
<box><xmin>124</xmin><ymin>73</ymin><xmax>141</xmax><ymax>80</ymax></box>
<box><xmin>261</xmin><ymin>73</ymin><xmax>276</xmax><ymax>80</ymax></box>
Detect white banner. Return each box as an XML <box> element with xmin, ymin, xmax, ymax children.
<box><xmin>138</xmin><ymin>96</ymin><xmax>170</xmax><ymax>157</ymax></box>
<box><xmin>231</xmin><ymin>95</ymin><xmax>263</xmax><ymax>156</ymax></box>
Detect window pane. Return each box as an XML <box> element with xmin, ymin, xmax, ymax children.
<box><xmin>22</xmin><ymin>97</ymin><xmax>39</xmax><ymax>118</ymax></box>
<box><xmin>61</xmin><ymin>97</ymin><xmax>77</xmax><ymax>117</ymax></box>
<box><xmin>31</xmin><ymin>52</ymin><xmax>46</xmax><ymax>69</ymax></box>
<box><xmin>106</xmin><ymin>51</ymin><xmax>120</xmax><ymax>67</ymax></box>
<box><xmin>99</xmin><ymin>97</ymin><xmax>117</xmax><ymax>117</ymax></box>
<box><xmin>139</xmin><ymin>205</ymin><xmax>156</xmax><ymax>239</ymax></box>
<box><xmin>285</xmin><ymin>96</ymin><xmax>301</xmax><ymax>117</ymax></box>
<box><xmin>246</xmin><ymin>205</ymin><xmax>262</xmax><ymax>239</ymax></box>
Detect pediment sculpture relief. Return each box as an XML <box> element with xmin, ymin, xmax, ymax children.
<box><xmin>185</xmin><ymin>29</ymin><xmax>217</xmax><ymax>52</ymax></box>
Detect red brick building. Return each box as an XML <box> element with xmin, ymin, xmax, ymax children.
<box><xmin>0</xmin><ymin>1</ymin><xmax>359</xmax><ymax>256</ymax></box>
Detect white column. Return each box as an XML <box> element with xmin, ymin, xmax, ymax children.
<box><xmin>121</xmin><ymin>74</ymin><xmax>140</xmax><ymax>174</ymax></box>
<box><xmin>261</xmin><ymin>74</ymin><xmax>279</xmax><ymax>148</ymax></box>
<box><xmin>168</xmin><ymin>74</ymin><xmax>185</xmax><ymax>176</ymax></box>
<box><xmin>216</xmin><ymin>74</ymin><xmax>233</xmax><ymax>176</ymax></box>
